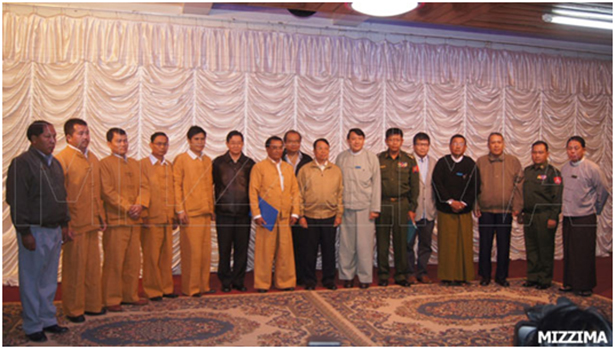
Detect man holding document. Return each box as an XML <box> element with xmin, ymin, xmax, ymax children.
<box><xmin>249</xmin><ymin>136</ymin><xmax>301</xmax><ymax>292</ymax></box>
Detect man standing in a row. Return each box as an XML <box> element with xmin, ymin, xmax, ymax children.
<box><xmin>213</xmin><ymin>131</ymin><xmax>255</xmax><ymax>293</ymax></box>
<box><xmin>376</xmin><ymin>128</ymin><xmax>418</xmax><ymax>287</ymax></box>
<box><xmin>475</xmin><ymin>133</ymin><xmax>523</xmax><ymax>287</ymax></box>
<box><xmin>432</xmin><ymin>134</ymin><xmax>479</xmax><ymax>286</ymax></box>
<box><xmin>283</xmin><ymin>130</ymin><xmax>312</xmax><ymax>286</ymax></box>
<box><xmin>140</xmin><ymin>132</ymin><xmax>178</xmax><ymax>301</ymax></box>
<box><xmin>100</xmin><ymin>128</ymin><xmax>150</xmax><ymax>311</ymax></box>
<box><xmin>521</xmin><ymin>141</ymin><xmax>562</xmax><ymax>290</ymax></box>
<box><xmin>7</xmin><ymin>121</ymin><xmax>70</xmax><ymax>342</ymax></box>
<box><xmin>250</xmin><ymin>136</ymin><xmax>301</xmax><ymax>292</ymax></box>
<box><xmin>57</xmin><ymin>119</ymin><xmax>106</xmax><ymax>323</ymax></box>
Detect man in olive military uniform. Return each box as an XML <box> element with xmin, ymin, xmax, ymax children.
<box><xmin>521</xmin><ymin>141</ymin><xmax>563</xmax><ymax>290</ymax></box>
<box><xmin>376</xmin><ymin>128</ymin><xmax>420</xmax><ymax>287</ymax></box>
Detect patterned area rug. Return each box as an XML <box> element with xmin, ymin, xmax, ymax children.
<box><xmin>3</xmin><ymin>280</ymin><xmax>612</xmax><ymax>346</ymax></box>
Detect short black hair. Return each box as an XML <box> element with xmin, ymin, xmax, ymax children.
<box><xmin>64</xmin><ymin>118</ymin><xmax>87</xmax><ymax>137</ymax></box>
<box><xmin>265</xmin><ymin>136</ymin><xmax>283</xmax><ymax>148</ymax></box>
<box><xmin>27</xmin><ymin>120</ymin><xmax>52</xmax><ymax>141</ymax></box>
<box><xmin>413</xmin><ymin>132</ymin><xmax>430</xmax><ymax>145</ymax></box>
<box><xmin>385</xmin><ymin>128</ymin><xmax>403</xmax><ymax>139</ymax></box>
<box><xmin>187</xmin><ymin>126</ymin><xmax>206</xmax><ymax>140</ymax></box>
<box><xmin>284</xmin><ymin>130</ymin><xmax>301</xmax><ymax>142</ymax></box>
<box><xmin>150</xmin><ymin>132</ymin><xmax>168</xmax><ymax>143</ymax></box>
<box><xmin>567</xmin><ymin>136</ymin><xmax>586</xmax><ymax>148</ymax></box>
<box><xmin>532</xmin><ymin>140</ymin><xmax>549</xmax><ymax>152</ymax></box>
<box><xmin>450</xmin><ymin>134</ymin><xmax>466</xmax><ymax>145</ymax></box>
<box><xmin>313</xmin><ymin>138</ymin><xmax>330</xmax><ymax>149</ymax></box>
<box><xmin>106</xmin><ymin>128</ymin><xmax>126</xmax><ymax>142</ymax></box>
<box><xmin>347</xmin><ymin>128</ymin><xmax>365</xmax><ymax>139</ymax></box>
<box><xmin>488</xmin><ymin>132</ymin><xmax>504</xmax><ymax>143</ymax></box>
<box><xmin>226</xmin><ymin>130</ymin><xmax>244</xmax><ymax>143</ymax></box>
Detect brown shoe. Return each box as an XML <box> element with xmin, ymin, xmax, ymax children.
<box><xmin>417</xmin><ymin>275</ymin><xmax>432</xmax><ymax>284</ymax></box>
<box><xmin>407</xmin><ymin>276</ymin><xmax>418</xmax><ymax>284</ymax></box>
<box><xmin>106</xmin><ymin>304</ymin><xmax>122</xmax><ymax>312</ymax></box>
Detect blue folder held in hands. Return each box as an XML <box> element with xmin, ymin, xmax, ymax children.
<box><xmin>407</xmin><ymin>220</ymin><xmax>417</xmax><ymax>242</ymax></box>
<box><xmin>258</xmin><ymin>196</ymin><xmax>279</xmax><ymax>232</ymax></box>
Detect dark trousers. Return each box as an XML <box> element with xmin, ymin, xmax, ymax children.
<box><xmin>563</xmin><ymin>215</ymin><xmax>597</xmax><ymax>291</ymax></box>
<box><xmin>523</xmin><ymin>211</ymin><xmax>557</xmax><ymax>285</ymax></box>
<box><xmin>478</xmin><ymin>212</ymin><xmax>512</xmax><ymax>281</ymax></box>
<box><xmin>376</xmin><ymin>200</ymin><xmax>409</xmax><ymax>282</ymax></box>
<box><xmin>407</xmin><ymin>219</ymin><xmax>434</xmax><ymax>277</ymax></box>
<box><xmin>303</xmin><ymin>216</ymin><xmax>337</xmax><ymax>287</ymax></box>
<box><xmin>216</xmin><ymin>214</ymin><xmax>251</xmax><ymax>288</ymax></box>
<box><xmin>292</xmin><ymin>224</ymin><xmax>307</xmax><ymax>285</ymax></box>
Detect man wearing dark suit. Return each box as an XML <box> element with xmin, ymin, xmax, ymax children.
<box><xmin>283</xmin><ymin>130</ymin><xmax>313</xmax><ymax>286</ymax></box>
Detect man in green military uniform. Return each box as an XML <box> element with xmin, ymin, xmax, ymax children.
<box><xmin>376</xmin><ymin>128</ymin><xmax>420</xmax><ymax>287</ymax></box>
<box><xmin>521</xmin><ymin>141</ymin><xmax>563</xmax><ymax>290</ymax></box>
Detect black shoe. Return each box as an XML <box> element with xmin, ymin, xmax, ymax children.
<box><xmin>344</xmin><ymin>280</ymin><xmax>354</xmax><ymax>288</ymax></box>
<box><xmin>26</xmin><ymin>331</ymin><xmax>47</xmax><ymax>342</ymax></box>
<box><xmin>395</xmin><ymin>280</ymin><xmax>411</xmax><ymax>287</ymax></box>
<box><xmin>149</xmin><ymin>296</ymin><xmax>163</xmax><ymax>301</ymax></box>
<box><xmin>522</xmin><ymin>281</ymin><xmax>538</xmax><ymax>288</ymax></box>
<box><xmin>305</xmin><ymin>285</ymin><xmax>315</xmax><ymax>290</ymax></box>
<box><xmin>575</xmin><ymin>290</ymin><xmax>593</xmax><ymax>297</ymax></box>
<box><xmin>222</xmin><ymin>287</ymin><xmax>231</xmax><ymax>293</ymax></box>
<box><xmin>441</xmin><ymin>280</ymin><xmax>451</xmax><ymax>286</ymax></box>
<box><xmin>559</xmin><ymin>286</ymin><xmax>573</xmax><ymax>293</ymax></box>
<box><xmin>281</xmin><ymin>287</ymin><xmax>294</xmax><ymax>291</ymax></box>
<box><xmin>85</xmin><ymin>308</ymin><xmax>107</xmax><ymax>316</ymax></box>
<box><xmin>192</xmin><ymin>293</ymin><xmax>202</xmax><ymax>297</ymax></box>
<box><xmin>163</xmin><ymin>293</ymin><xmax>179</xmax><ymax>299</ymax></box>
<box><xmin>495</xmin><ymin>279</ymin><xmax>510</xmax><ymax>287</ymax></box>
<box><xmin>257</xmin><ymin>289</ymin><xmax>268</xmax><ymax>293</ymax></box>
<box><xmin>359</xmin><ymin>283</ymin><xmax>370</xmax><ymax>289</ymax></box>
<box><xmin>325</xmin><ymin>284</ymin><xmax>337</xmax><ymax>290</ymax></box>
<box><xmin>67</xmin><ymin>315</ymin><xmax>85</xmax><ymax>323</ymax></box>
<box><xmin>232</xmin><ymin>285</ymin><xmax>247</xmax><ymax>292</ymax></box>
<box><xmin>378</xmin><ymin>280</ymin><xmax>388</xmax><ymax>287</ymax></box>
<box><xmin>536</xmin><ymin>283</ymin><xmax>551</xmax><ymax>290</ymax></box>
<box><xmin>43</xmin><ymin>324</ymin><xmax>69</xmax><ymax>334</ymax></box>
<box><xmin>480</xmin><ymin>278</ymin><xmax>490</xmax><ymax>286</ymax></box>
<box><xmin>449</xmin><ymin>281</ymin><xmax>461</xmax><ymax>286</ymax></box>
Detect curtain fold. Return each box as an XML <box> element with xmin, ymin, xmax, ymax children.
<box><xmin>3</xmin><ymin>9</ymin><xmax>612</xmax><ymax>285</ymax></box>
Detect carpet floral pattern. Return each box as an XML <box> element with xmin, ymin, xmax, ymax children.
<box><xmin>3</xmin><ymin>280</ymin><xmax>612</xmax><ymax>346</ymax></box>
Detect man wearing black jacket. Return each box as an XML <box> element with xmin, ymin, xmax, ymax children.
<box><xmin>213</xmin><ymin>130</ymin><xmax>255</xmax><ymax>292</ymax></box>
<box><xmin>283</xmin><ymin>130</ymin><xmax>312</xmax><ymax>285</ymax></box>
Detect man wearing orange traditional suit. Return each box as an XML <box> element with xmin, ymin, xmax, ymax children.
<box><xmin>173</xmin><ymin>126</ymin><xmax>215</xmax><ymax>297</ymax></box>
<box><xmin>250</xmin><ymin>136</ymin><xmax>301</xmax><ymax>293</ymax></box>
<box><xmin>140</xmin><ymin>132</ymin><xmax>179</xmax><ymax>301</ymax></box>
<box><xmin>100</xmin><ymin>128</ymin><xmax>150</xmax><ymax>312</ymax></box>
<box><xmin>56</xmin><ymin>119</ymin><xmax>106</xmax><ymax>323</ymax></box>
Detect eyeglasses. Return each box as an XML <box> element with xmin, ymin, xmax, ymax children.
<box><xmin>153</xmin><ymin>142</ymin><xmax>168</xmax><ymax>147</ymax></box>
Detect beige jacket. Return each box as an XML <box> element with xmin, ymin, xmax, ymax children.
<box><xmin>297</xmin><ymin>160</ymin><xmax>344</xmax><ymax>219</ymax></box>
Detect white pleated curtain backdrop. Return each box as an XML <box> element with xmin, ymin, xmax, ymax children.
<box><xmin>2</xmin><ymin>9</ymin><xmax>612</xmax><ymax>285</ymax></box>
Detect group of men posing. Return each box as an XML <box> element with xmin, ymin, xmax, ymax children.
<box><xmin>7</xmin><ymin>119</ymin><xmax>609</xmax><ymax>342</ymax></box>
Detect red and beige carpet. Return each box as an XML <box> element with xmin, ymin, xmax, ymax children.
<box><xmin>3</xmin><ymin>280</ymin><xmax>611</xmax><ymax>346</ymax></box>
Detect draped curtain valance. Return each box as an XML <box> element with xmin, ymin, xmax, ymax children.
<box><xmin>3</xmin><ymin>9</ymin><xmax>612</xmax><ymax>285</ymax></box>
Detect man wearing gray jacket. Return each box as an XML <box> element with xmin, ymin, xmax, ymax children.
<box><xmin>336</xmin><ymin>128</ymin><xmax>381</xmax><ymax>289</ymax></box>
<box><xmin>408</xmin><ymin>132</ymin><xmax>436</xmax><ymax>284</ymax></box>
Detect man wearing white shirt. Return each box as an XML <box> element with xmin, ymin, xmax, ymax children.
<box><xmin>408</xmin><ymin>132</ymin><xmax>436</xmax><ymax>284</ymax></box>
<box><xmin>249</xmin><ymin>136</ymin><xmax>301</xmax><ymax>292</ymax></box>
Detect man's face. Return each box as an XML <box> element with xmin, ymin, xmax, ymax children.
<box><xmin>314</xmin><ymin>141</ymin><xmax>330</xmax><ymax>163</ymax></box>
<box><xmin>227</xmin><ymin>135</ymin><xmax>244</xmax><ymax>156</ymax></box>
<box><xmin>488</xmin><ymin>134</ymin><xmax>504</xmax><ymax>157</ymax></box>
<box><xmin>285</xmin><ymin>132</ymin><xmax>301</xmax><ymax>154</ymax></box>
<box><xmin>566</xmin><ymin>140</ymin><xmax>585</xmax><ymax>162</ymax></box>
<box><xmin>414</xmin><ymin>139</ymin><xmax>430</xmax><ymax>158</ymax></box>
<box><xmin>385</xmin><ymin>134</ymin><xmax>403</xmax><ymax>153</ymax></box>
<box><xmin>32</xmin><ymin>125</ymin><xmax>57</xmax><ymax>155</ymax></box>
<box><xmin>189</xmin><ymin>133</ymin><xmax>206</xmax><ymax>154</ymax></box>
<box><xmin>150</xmin><ymin>135</ymin><xmax>169</xmax><ymax>158</ymax></box>
<box><xmin>449</xmin><ymin>137</ymin><xmax>466</xmax><ymax>157</ymax></box>
<box><xmin>347</xmin><ymin>132</ymin><xmax>365</xmax><ymax>152</ymax></box>
<box><xmin>531</xmin><ymin>144</ymin><xmax>548</xmax><ymax>165</ymax></box>
<box><xmin>66</xmin><ymin>124</ymin><xmax>90</xmax><ymax>153</ymax></box>
<box><xmin>108</xmin><ymin>132</ymin><xmax>129</xmax><ymax>156</ymax></box>
<box><xmin>267</xmin><ymin>140</ymin><xmax>284</xmax><ymax>161</ymax></box>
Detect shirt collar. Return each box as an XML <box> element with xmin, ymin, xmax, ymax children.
<box><xmin>314</xmin><ymin>159</ymin><xmax>329</xmax><ymax>167</ymax></box>
<box><xmin>533</xmin><ymin>161</ymin><xmax>548</xmax><ymax>170</ymax></box>
<box><xmin>269</xmin><ymin>157</ymin><xmax>282</xmax><ymax>165</ymax></box>
<box><xmin>350</xmin><ymin>149</ymin><xmax>363</xmax><ymax>156</ymax></box>
<box><xmin>112</xmin><ymin>153</ymin><xmax>127</xmax><ymax>162</ymax></box>
<box><xmin>415</xmin><ymin>154</ymin><xmax>428</xmax><ymax>163</ymax></box>
<box><xmin>571</xmin><ymin>157</ymin><xmax>584</xmax><ymax>167</ymax></box>
<box><xmin>187</xmin><ymin>149</ymin><xmax>203</xmax><ymax>160</ymax></box>
<box><xmin>226</xmin><ymin>151</ymin><xmax>243</xmax><ymax>163</ymax></box>
<box><xmin>32</xmin><ymin>147</ymin><xmax>53</xmax><ymax>166</ymax></box>
<box><xmin>284</xmin><ymin>151</ymin><xmax>302</xmax><ymax>162</ymax></box>
<box><xmin>68</xmin><ymin>144</ymin><xmax>89</xmax><ymax>158</ymax></box>
<box><xmin>488</xmin><ymin>153</ymin><xmax>504</xmax><ymax>162</ymax></box>
<box><xmin>451</xmin><ymin>155</ymin><xmax>464</xmax><ymax>163</ymax></box>
<box><xmin>149</xmin><ymin>154</ymin><xmax>167</xmax><ymax>165</ymax></box>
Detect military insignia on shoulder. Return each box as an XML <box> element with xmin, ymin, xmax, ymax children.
<box><xmin>412</xmin><ymin>165</ymin><xmax>419</xmax><ymax>173</ymax></box>
<box><xmin>554</xmin><ymin>176</ymin><xmax>562</xmax><ymax>185</ymax></box>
